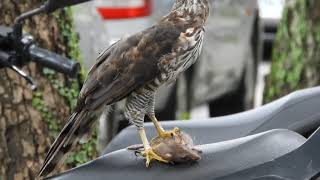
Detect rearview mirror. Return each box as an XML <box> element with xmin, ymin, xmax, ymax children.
<box><xmin>44</xmin><ymin>0</ymin><xmax>92</xmax><ymax>13</ymax></box>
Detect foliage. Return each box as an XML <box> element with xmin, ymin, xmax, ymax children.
<box><xmin>32</xmin><ymin>91</ymin><xmax>60</xmax><ymax>137</ymax></box>
<box><xmin>65</xmin><ymin>131</ymin><xmax>97</xmax><ymax>166</ymax></box>
<box><xmin>264</xmin><ymin>0</ymin><xmax>320</xmax><ymax>102</ymax></box>
<box><xmin>180</xmin><ymin>112</ymin><xmax>190</xmax><ymax>120</ymax></box>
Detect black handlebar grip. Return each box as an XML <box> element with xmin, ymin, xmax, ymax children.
<box><xmin>28</xmin><ymin>45</ymin><xmax>80</xmax><ymax>77</ymax></box>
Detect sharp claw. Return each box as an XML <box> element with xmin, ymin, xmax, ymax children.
<box><xmin>146</xmin><ymin>159</ymin><xmax>151</xmax><ymax>167</ymax></box>
<box><xmin>143</xmin><ymin>148</ymin><xmax>169</xmax><ymax>167</ymax></box>
<box><xmin>134</xmin><ymin>150</ymin><xmax>141</xmax><ymax>157</ymax></box>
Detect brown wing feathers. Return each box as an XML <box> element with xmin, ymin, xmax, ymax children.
<box><xmin>38</xmin><ymin>22</ymin><xmax>186</xmax><ymax>177</ymax></box>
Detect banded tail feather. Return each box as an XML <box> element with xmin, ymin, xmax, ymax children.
<box><xmin>38</xmin><ymin>110</ymin><xmax>95</xmax><ymax>177</ymax></box>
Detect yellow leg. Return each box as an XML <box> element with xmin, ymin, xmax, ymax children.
<box><xmin>149</xmin><ymin>116</ymin><xmax>180</xmax><ymax>138</ymax></box>
<box><xmin>138</xmin><ymin>128</ymin><xmax>168</xmax><ymax>167</ymax></box>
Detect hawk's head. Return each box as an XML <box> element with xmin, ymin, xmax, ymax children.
<box><xmin>172</xmin><ymin>0</ymin><xmax>210</xmax><ymax>24</ymax></box>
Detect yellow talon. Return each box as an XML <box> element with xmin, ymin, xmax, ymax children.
<box><xmin>149</xmin><ymin>115</ymin><xmax>181</xmax><ymax>138</ymax></box>
<box><xmin>158</xmin><ymin>127</ymin><xmax>181</xmax><ymax>138</ymax></box>
<box><xmin>141</xmin><ymin>147</ymin><xmax>169</xmax><ymax>167</ymax></box>
<box><xmin>138</xmin><ymin>128</ymin><xmax>169</xmax><ymax>167</ymax></box>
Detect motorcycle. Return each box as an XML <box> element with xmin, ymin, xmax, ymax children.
<box><xmin>0</xmin><ymin>0</ymin><xmax>84</xmax><ymax>88</ymax></box>
<box><xmin>48</xmin><ymin>86</ymin><xmax>320</xmax><ymax>180</ymax></box>
<box><xmin>4</xmin><ymin>0</ymin><xmax>320</xmax><ymax>180</ymax></box>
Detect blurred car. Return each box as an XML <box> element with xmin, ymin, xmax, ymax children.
<box><xmin>191</xmin><ymin>0</ymin><xmax>258</xmax><ymax>117</ymax></box>
<box><xmin>257</xmin><ymin>0</ymin><xmax>286</xmax><ymax>61</ymax></box>
<box><xmin>72</xmin><ymin>0</ymin><xmax>260</xmax><ymax>149</ymax></box>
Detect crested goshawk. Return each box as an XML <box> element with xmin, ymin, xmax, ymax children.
<box><xmin>39</xmin><ymin>0</ymin><xmax>209</xmax><ymax>177</ymax></box>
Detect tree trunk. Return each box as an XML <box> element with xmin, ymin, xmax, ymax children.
<box><xmin>264</xmin><ymin>0</ymin><xmax>320</xmax><ymax>102</ymax></box>
<box><xmin>0</xmin><ymin>1</ymin><xmax>91</xmax><ymax>179</ymax></box>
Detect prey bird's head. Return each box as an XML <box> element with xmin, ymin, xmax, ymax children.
<box><xmin>172</xmin><ymin>0</ymin><xmax>210</xmax><ymax>24</ymax></box>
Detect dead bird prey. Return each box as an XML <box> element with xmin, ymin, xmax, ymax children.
<box><xmin>128</xmin><ymin>128</ymin><xmax>202</xmax><ymax>164</ymax></box>
<box><xmin>38</xmin><ymin>0</ymin><xmax>209</xmax><ymax>177</ymax></box>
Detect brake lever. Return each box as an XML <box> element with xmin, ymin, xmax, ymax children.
<box><xmin>0</xmin><ymin>50</ymin><xmax>37</xmax><ymax>90</ymax></box>
<box><xmin>9</xmin><ymin>64</ymin><xmax>37</xmax><ymax>90</ymax></box>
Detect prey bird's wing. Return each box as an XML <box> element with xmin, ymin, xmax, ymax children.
<box><xmin>38</xmin><ymin>23</ymin><xmax>184</xmax><ymax>177</ymax></box>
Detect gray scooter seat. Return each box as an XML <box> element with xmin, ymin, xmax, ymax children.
<box><xmin>48</xmin><ymin>129</ymin><xmax>305</xmax><ymax>180</ymax></box>
<box><xmin>104</xmin><ymin>86</ymin><xmax>320</xmax><ymax>154</ymax></box>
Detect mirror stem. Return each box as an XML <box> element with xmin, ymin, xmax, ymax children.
<box><xmin>13</xmin><ymin>5</ymin><xmax>46</xmax><ymax>40</ymax></box>
<box><xmin>14</xmin><ymin>5</ymin><xmax>46</xmax><ymax>24</ymax></box>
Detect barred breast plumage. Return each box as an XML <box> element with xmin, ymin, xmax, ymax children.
<box><xmin>145</xmin><ymin>27</ymin><xmax>205</xmax><ymax>91</ymax></box>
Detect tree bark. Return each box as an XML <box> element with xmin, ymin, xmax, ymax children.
<box><xmin>264</xmin><ymin>0</ymin><xmax>320</xmax><ymax>102</ymax></box>
<box><xmin>0</xmin><ymin>1</ymin><xmax>82</xmax><ymax>179</ymax></box>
